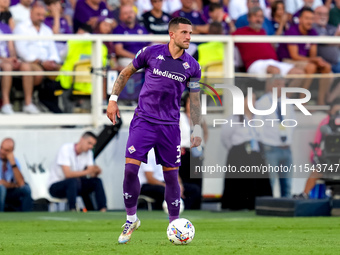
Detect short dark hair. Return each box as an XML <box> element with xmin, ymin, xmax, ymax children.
<box><xmin>78</xmin><ymin>23</ymin><xmax>93</xmax><ymax>33</ymax></box>
<box><xmin>82</xmin><ymin>131</ymin><xmax>97</xmax><ymax>140</ymax></box>
<box><xmin>43</xmin><ymin>0</ymin><xmax>59</xmax><ymax>6</ymax></box>
<box><xmin>209</xmin><ymin>21</ymin><xmax>223</xmax><ymax>35</ymax></box>
<box><xmin>299</xmin><ymin>6</ymin><xmax>314</xmax><ymax>17</ymax></box>
<box><xmin>208</xmin><ymin>3</ymin><xmax>223</xmax><ymax>13</ymax></box>
<box><xmin>168</xmin><ymin>17</ymin><xmax>192</xmax><ymax>31</ymax></box>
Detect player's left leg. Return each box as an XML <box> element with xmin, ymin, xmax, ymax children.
<box><xmin>155</xmin><ymin>123</ymin><xmax>182</xmax><ymax>223</ymax></box>
<box><xmin>163</xmin><ymin>167</ymin><xmax>181</xmax><ymax>223</ymax></box>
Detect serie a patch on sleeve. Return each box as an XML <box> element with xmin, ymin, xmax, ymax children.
<box><xmin>188</xmin><ymin>82</ymin><xmax>200</xmax><ymax>89</ymax></box>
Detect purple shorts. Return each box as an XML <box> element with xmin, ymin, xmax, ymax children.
<box><xmin>125</xmin><ymin>115</ymin><xmax>181</xmax><ymax>168</ymax></box>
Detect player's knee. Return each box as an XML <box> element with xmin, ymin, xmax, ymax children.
<box><xmin>124</xmin><ymin>163</ymin><xmax>139</xmax><ymax>179</ymax></box>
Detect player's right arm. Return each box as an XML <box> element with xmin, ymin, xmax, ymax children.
<box><xmin>107</xmin><ymin>62</ymin><xmax>138</xmax><ymax>125</ymax></box>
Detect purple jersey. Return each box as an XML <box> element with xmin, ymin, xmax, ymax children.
<box><xmin>0</xmin><ymin>23</ymin><xmax>11</xmax><ymax>58</ymax></box>
<box><xmin>172</xmin><ymin>10</ymin><xmax>207</xmax><ymax>25</ymax></box>
<box><xmin>113</xmin><ymin>23</ymin><xmax>149</xmax><ymax>54</ymax></box>
<box><xmin>44</xmin><ymin>16</ymin><xmax>72</xmax><ymax>34</ymax></box>
<box><xmin>132</xmin><ymin>44</ymin><xmax>201</xmax><ymax>124</ymax></box>
<box><xmin>73</xmin><ymin>0</ymin><xmax>111</xmax><ymax>32</ymax></box>
<box><xmin>277</xmin><ymin>24</ymin><xmax>318</xmax><ymax>60</ymax></box>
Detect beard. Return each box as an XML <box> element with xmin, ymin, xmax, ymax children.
<box><xmin>250</xmin><ymin>22</ymin><xmax>262</xmax><ymax>30</ymax></box>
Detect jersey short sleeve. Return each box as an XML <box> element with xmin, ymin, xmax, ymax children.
<box><xmin>132</xmin><ymin>46</ymin><xmax>149</xmax><ymax>70</ymax></box>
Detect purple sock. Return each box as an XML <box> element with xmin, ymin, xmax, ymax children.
<box><xmin>123</xmin><ymin>163</ymin><xmax>140</xmax><ymax>215</ymax></box>
<box><xmin>163</xmin><ymin>169</ymin><xmax>180</xmax><ymax>223</ymax></box>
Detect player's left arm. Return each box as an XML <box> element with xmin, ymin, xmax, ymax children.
<box><xmin>190</xmin><ymin>91</ymin><xmax>202</xmax><ymax>148</ymax></box>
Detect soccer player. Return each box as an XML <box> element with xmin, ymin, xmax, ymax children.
<box><xmin>106</xmin><ymin>17</ymin><xmax>202</xmax><ymax>244</ymax></box>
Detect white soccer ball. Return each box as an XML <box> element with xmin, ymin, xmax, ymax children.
<box><xmin>167</xmin><ymin>218</ymin><xmax>195</xmax><ymax>245</ymax></box>
<box><xmin>162</xmin><ymin>199</ymin><xmax>184</xmax><ymax>215</ymax></box>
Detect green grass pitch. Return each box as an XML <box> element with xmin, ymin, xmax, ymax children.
<box><xmin>0</xmin><ymin>210</ymin><xmax>339</xmax><ymax>255</ymax></box>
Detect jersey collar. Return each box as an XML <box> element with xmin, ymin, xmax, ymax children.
<box><xmin>164</xmin><ymin>43</ymin><xmax>187</xmax><ymax>61</ymax></box>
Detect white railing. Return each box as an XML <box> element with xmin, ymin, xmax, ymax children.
<box><xmin>0</xmin><ymin>34</ymin><xmax>339</xmax><ymax>127</ymax></box>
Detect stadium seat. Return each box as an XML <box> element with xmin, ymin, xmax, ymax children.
<box><xmin>138</xmin><ymin>195</ymin><xmax>155</xmax><ymax>211</ymax></box>
<box><xmin>62</xmin><ymin>59</ymin><xmax>92</xmax><ymax>113</ymax></box>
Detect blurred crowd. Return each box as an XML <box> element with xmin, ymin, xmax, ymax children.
<box><xmin>0</xmin><ymin>0</ymin><xmax>340</xmax><ymax>114</ymax></box>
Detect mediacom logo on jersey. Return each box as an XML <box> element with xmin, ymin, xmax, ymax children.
<box><xmin>153</xmin><ymin>68</ymin><xmax>186</xmax><ymax>82</ymax></box>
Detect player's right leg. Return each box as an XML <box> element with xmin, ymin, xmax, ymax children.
<box><xmin>118</xmin><ymin>158</ymin><xmax>142</xmax><ymax>244</ymax></box>
<box><xmin>118</xmin><ymin>116</ymin><xmax>156</xmax><ymax>243</ymax></box>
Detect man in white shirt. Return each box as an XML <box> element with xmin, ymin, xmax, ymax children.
<box><xmin>10</xmin><ymin>0</ymin><xmax>33</xmax><ymax>26</ymax></box>
<box><xmin>13</xmin><ymin>2</ymin><xmax>61</xmax><ymax>82</ymax></box>
<box><xmin>48</xmin><ymin>131</ymin><xmax>107</xmax><ymax>211</ymax></box>
<box><xmin>13</xmin><ymin>2</ymin><xmax>62</xmax><ymax>113</ymax></box>
<box><xmin>255</xmin><ymin>76</ymin><xmax>296</xmax><ymax>197</ymax></box>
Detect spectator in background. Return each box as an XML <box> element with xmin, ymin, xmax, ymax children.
<box><xmin>292</xmin><ymin>0</ymin><xmax>320</xmax><ymax>24</ymax></box>
<box><xmin>44</xmin><ymin>0</ymin><xmax>72</xmax><ymax>35</ymax></box>
<box><xmin>294</xmin><ymin>98</ymin><xmax>340</xmax><ymax>199</ymax></box>
<box><xmin>233</xmin><ymin>7</ymin><xmax>304</xmax><ymax>77</ymax></box>
<box><xmin>141</xmin><ymin>0</ymin><xmax>172</xmax><ymax>34</ymax></box>
<box><xmin>313</xmin><ymin>5</ymin><xmax>340</xmax><ymax>73</ymax></box>
<box><xmin>228</xmin><ymin>0</ymin><xmax>266</xmax><ymax>21</ymax></box>
<box><xmin>111</xmin><ymin>0</ymin><xmax>138</xmax><ymax>21</ymax></box>
<box><xmin>285</xmin><ymin>0</ymin><xmax>322</xmax><ymax>22</ymax></box>
<box><xmin>202</xmin><ymin>0</ymin><xmax>228</xmax><ymax>21</ymax></box>
<box><xmin>73</xmin><ymin>0</ymin><xmax>112</xmax><ymax>33</ymax></box>
<box><xmin>220</xmin><ymin>90</ymin><xmax>272</xmax><ymax>210</ymax></box>
<box><xmin>271</xmin><ymin>0</ymin><xmax>290</xmax><ymax>35</ymax></box>
<box><xmin>94</xmin><ymin>15</ymin><xmax>117</xmax><ymax>54</ymax></box>
<box><xmin>48</xmin><ymin>132</ymin><xmax>107</xmax><ymax>212</ymax></box>
<box><xmin>14</xmin><ymin>2</ymin><xmax>62</xmax><ymax>113</ymax></box>
<box><xmin>329</xmin><ymin>0</ymin><xmax>340</xmax><ymax>27</ymax></box>
<box><xmin>197</xmin><ymin>21</ymin><xmax>224</xmax><ymax>67</ymax></box>
<box><xmin>235</xmin><ymin>0</ymin><xmax>275</xmax><ymax>35</ymax></box>
<box><xmin>0</xmin><ymin>138</ymin><xmax>32</xmax><ymax>212</ymax></box>
<box><xmin>44</xmin><ymin>0</ymin><xmax>73</xmax><ymax>61</ymax></box>
<box><xmin>9</xmin><ymin>0</ymin><xmax>32</xmax><ymax>26</ymax></box>
<box><xmin>113</xmin><ymin>4</ymin><xmax>149</xmax><ymax>67</ymax></box>
<box><xmin>0</xmin><ymin>0</ymin><xmax>15</xmax><ymax>30</ymax></box>
<box><xmin>208</xmin><ymin>3</ymin><xmax>235</xmax><ymax>34</ymax></box>
<box><xmin>172</xmin><ymin>0</ymin><xmax>209</xmax><ymax>34</ymax></box>
<box><xmin>135</xmin><ymin>0</ymin><xmax>183</xmax><ymax>18</ymax></box>
<box><xmin>0</xmin><ymin>23</ymin><xmax>40</xmax><ymax>114</ymax></box>
<box><xmin>255</xmin><ymin>76</ymin><xmax>295</xmax><ymax>198</ymax></box>
<box><xmin>277</xmin><ymin>7</ymin><xmax>332</xmax><ymax>105</ymax></box>
<box><xmin>57</xmin><ymin>23</ymin><xmax>108</xmax><ymax>112</ymax></box>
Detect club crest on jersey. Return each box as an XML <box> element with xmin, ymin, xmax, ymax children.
<box><xmin>128</xmin><ymin>145</ymin><xmax>136</xmax><ymax>154</ymax></box>
<box><xmin>183</xmin><ymin>62</ymin><xmax>190</xmax><ymax>69</ymax></box>
<box><xmin>156</xmin><ymin>55</ymin><xmax>165</xmax><ymax>61</ymax></box>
